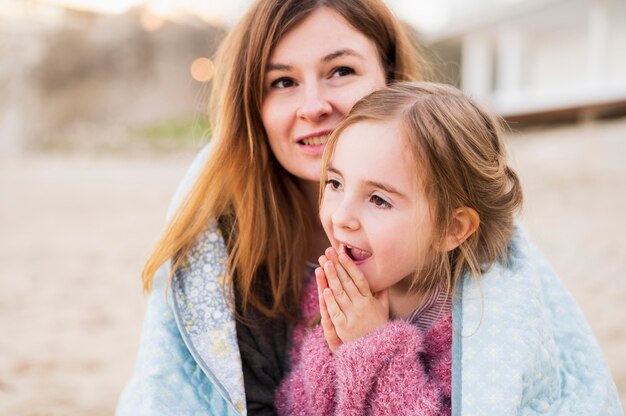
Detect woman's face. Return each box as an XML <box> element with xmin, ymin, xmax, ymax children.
<box><xmin>261</xmin><ymin>7</ymin><xmax>387</xmax><ymax>184</ymax></box>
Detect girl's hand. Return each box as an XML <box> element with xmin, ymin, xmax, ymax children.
<box><xmin>319</xmin><ymin>247</ymin><xmax>389</xmax><ymax>346</ymax></box>
<box><xmin>315</xmin><ymin>264</ymin><xmax>343</xmax><ymax>353</ymax></box>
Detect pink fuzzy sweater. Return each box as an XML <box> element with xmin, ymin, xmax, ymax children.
<box><xmin>276</xmin><ymin>277</ymin><xmax>452</xmax><ymax>415</ymax></box>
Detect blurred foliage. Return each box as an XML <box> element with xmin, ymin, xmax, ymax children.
<box><xmin>130</xmin><ymin>115</ymin><xmax>212</xmax><ymax>150</ymax></box>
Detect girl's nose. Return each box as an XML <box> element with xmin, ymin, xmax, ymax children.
<box><xmin>296</xmin><ymin>85</ymin><xmax>332</xmax><ymax>121</ymax></box>
<box><xmin>331</xmin><ymin>199</ymin><xmax>360</xmax><ymax>231</ymax></box>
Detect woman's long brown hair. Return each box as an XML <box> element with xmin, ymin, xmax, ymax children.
<box><xmin>142</xmin><ymin>0</ymin><xmax>423</xmax><ymax>321</ymax></box>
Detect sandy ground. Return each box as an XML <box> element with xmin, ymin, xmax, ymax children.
<box><xmin>0</xmin><ymin>118</ymin><xmax>625</xmax><ymax>414</ymax></box>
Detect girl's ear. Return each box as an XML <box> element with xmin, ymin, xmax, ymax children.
<box><xmin>437</xmin><ymin>207</ymin><xmax>480</xmax><ymax>252</ymax></box>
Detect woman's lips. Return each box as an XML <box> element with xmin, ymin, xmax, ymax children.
<box><xmin>299</xmin><ymin>135</ymin><xmax>329</xmax><ymax>146</ymax></box>
<box><xmin>296</xmin><ymin>131</ymin><xmax>332</xmax><ymax>155</ymax></box>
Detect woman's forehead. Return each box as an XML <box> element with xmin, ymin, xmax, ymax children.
<box><xmin>268</xmin><ymin>8</ymin><xmax>378</xmax><ymax>65</ymax></box>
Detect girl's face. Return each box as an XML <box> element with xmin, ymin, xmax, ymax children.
<box><xmin>261</xmin><ymin>7</ymin><xmax>386</xmax><ymax>184</ymax></box>
<box><xmin>320</xmin><ymin>120</ymin><xmax>436</xmax><ymax>293</ymax></box>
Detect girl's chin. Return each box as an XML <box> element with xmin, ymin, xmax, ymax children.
<box><xmin>363</xmin><ymin>273</ymin><xmax>380</xmax><ymax>292</ymax></box>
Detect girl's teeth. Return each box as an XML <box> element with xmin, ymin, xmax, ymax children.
<box><xmin>301</xmin><ymin>135</ymin><xmax>329</xmax><ymax>146</ymax></box>
<box><xmin>340</xmin><ymin>244</ymin><xmax>371</xmax><ymax>261</ymax></box>
<box><xmin>350</xmin><ymin>247</ymin><xmax>372</xmax><ymax>261</ymax></box>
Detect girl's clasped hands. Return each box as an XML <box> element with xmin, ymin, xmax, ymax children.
<box><xmin>315</xmin><ymin>247</ymin><xmax>389</xmax><ymax>353</ymax></box>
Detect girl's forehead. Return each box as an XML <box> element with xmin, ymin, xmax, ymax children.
<box><xmin>336</xmin><ymin>119</ymin><xmax>408</xmax><ymax>152</ymax></box>
<box><xmin>334</xmin><ymin>120</ymin><xmax>410</xmax><ymax>167</ymax></box>
<box><xmin>333</xmin><ymin>119</ymin><xmax>427</xmax><ymax>183</ymax></box>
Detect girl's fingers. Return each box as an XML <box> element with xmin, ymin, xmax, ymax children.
<box><xmin>320</xmin><ymin>296</ymin><xmax>332</xmax><ymax>322</ymax></box>
<box><xmin>316</xmin><ymin>268</ymin><xmax>332</xmax><ymax>320</ymax></box>
<box><xmin>318</xmin><ymin>254</ymin><xmax>329</xmax><ymax>268</ymax></box>
<box><xmin>316</xmin><ymin>268</ymin><xmax>335</xmax><ymax>325</ymax></box>
<box><xmin>323</xmin><ymin>261</ymin><xmax>351</xmax><ymax>310</ymax></box>
<box><xmin>315</xmin><ymin>267</ymin><xmax>328</xmax><ymax>293</ymax></box>
<box><xmin>319</xmin><ymin>292</ymin><xmax>332</xmax><ymax>327</ymax></box>
<box><xmin>325</xmin><ymin>247</ymin><xmax>361</xmax><ymax>300</ymax></box>
<box><xmin>338</xmin><ymin>251</ymin><xmax>372</xmax><ymax>297</ymax></box>
<box><xmin>321</xmin><ymin>315</ymin><xmax>335</xmax><ymax>338</ymax></box>
<box><xmin>319</xmin><ymin>296</ymin><xmax>341</xmax><ymax>353</ymax></box>
<box><xmin>333</xmin><ymin>262</ymin><xmax>362</xmax><ymax>299</ymax></box>
<box><xmin>323</xmin><ymin>288</ymin><xmax>346</xmax><ymax>328</ymax></box>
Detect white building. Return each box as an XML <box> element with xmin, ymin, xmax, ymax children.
<box><xmin>425</xmin><ymin>0</ymin><xmax>626</xmax><ymax>121</ymax></box>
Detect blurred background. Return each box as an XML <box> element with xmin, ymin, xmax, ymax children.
<box><xmin>0</xmin><ymin>0</ymin><xmax>624</xmax><ymax>414</ymax></box>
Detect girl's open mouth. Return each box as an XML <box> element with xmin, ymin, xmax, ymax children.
<box><xmin>341</xmin><ymin>244</ymin><xmax>372</xmax><ymax>262</ymax></box>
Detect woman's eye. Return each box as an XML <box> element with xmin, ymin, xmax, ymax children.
<box><xmin>331</xmin><ymin>66</ymin><xmax>355</xmax><ymax>78</ymax></box>
<box><xmin>270</xmin><ymin>77</ymin><xmax>295</xmax><ymax>89</ymax></box>
<box><xmin>370</xmin><ymin>195</ymin><xmax>391</xmax><ymax>208</ymax></box>
<box><xmin>325</xmin><ymin>179</ymin><xmax>342</xmax><ymax>190</ymax></box>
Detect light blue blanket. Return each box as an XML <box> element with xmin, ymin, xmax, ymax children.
<box><xmin>117</xmin><ymin>145</ymin><xmax>622</xmax><ymax>415</ymax></box>
<box><xmin>452</xmin><ymin>225</ymin><xmax>622</xmax><ymax>415</ymax></box>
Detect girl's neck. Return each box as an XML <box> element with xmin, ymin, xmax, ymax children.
<box><xmin>388</xmin><ymin>284</ymin><xmax>429</xmax><ymax>320</ymax></box>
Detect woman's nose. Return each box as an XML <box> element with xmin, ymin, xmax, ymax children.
<box><xmin>296</xmin><ymin>85</ymin><xmax>332</xmax><ymax>121</ymax></box>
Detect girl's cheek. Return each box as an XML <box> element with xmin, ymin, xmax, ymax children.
<box><xmin>319</xmin><ymin>196</ymin><xmax>338</xmax><ymax>231</ymax></box>
<box><xmin>319</xmin><ymin>198</ymin><xmax>331</xmax><ymax>222</ymax></box>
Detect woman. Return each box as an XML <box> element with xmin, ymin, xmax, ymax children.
<box><xmin>117</xmin><ymin>0</ymin><xmax>421</xmax><ymax>414</ymax></box>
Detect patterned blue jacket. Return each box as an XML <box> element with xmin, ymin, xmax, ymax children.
<box><xmin>117</xmin><ymin>145</ymin><xmax>622</xmax><ymax>415</ymax></box>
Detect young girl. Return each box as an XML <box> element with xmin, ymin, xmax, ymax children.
<box><xmin>276</xmin><ymin>82</ymin><xmax>523</xmax><ymax>415</ymax></box>
<box><xmin>276</xmin><ymin>81</ymin><xmax>624</xmax><ymax>415</ymax></box>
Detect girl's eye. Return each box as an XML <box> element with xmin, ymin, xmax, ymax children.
<box><xmin>370</xmin><ymin>194</ymin><xmax>391</xmax><ymax>208</ymax></box>
<box><xmin>270</xmin><ymin>77</ymin><xmax>296</xmax><ymax>89</ymax></box>
<box><xmin>331</xmin><ymin>66</ymin><xmax>355</xmax><ymax>78</ymax></box>
<box><xmin>325</xmin><ymin>179</ymin><xmax>342</xmax><ymax>190</ymax></box>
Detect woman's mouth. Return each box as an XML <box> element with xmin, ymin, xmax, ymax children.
<box><xmin>296</xmin><ymin>131</ymin><xmax>332</xmax><ymax>155</ymax></box>
<box><xmin>298</xmin><ymin>135</ymin><xmax>329</xmax><ymax>146</ymax></box>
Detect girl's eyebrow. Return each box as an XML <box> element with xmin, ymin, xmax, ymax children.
<box><xmin>328</xmin><ymin>166</ymin><xmax>407</xmax><ymax>199</ymax></box>
<box><xmin>267</xmin><ymin>48</ymin><xmax>365</xmax><ymax>71</ymax></box>
<box><xmin>365</xmin><ymin>180</ymin><xmax>407</xmax><ymax>199</ymax></box>
<box><xmin>327</xmin><ymin>166</ymin><xmax>343</xmax><ymax>176</ymax></box>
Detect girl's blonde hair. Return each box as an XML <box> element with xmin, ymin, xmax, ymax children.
<box><xmin>142</xmin><ymin>0</ymin><xmax>424</xmax><ymax>320</ymax></box>
<box><xmin>321</xmin><ymin>82</ymin><xmax>523</xmax><ymax>300</ymax></box>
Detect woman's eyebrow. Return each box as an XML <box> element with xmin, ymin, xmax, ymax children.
<box><xmin>267</xmin><ymin>62</ymin><xmax>292</xmax><ymax>71</ymax></box>
<box><xmin>267</xmin><ymin>48</ymin><xmax>365</xmax><ymax>71</ymax></box>
<box><xmin>323</xmin><ymin>48</ymin><xmax>365</xmax><ymax>62</ymax></box>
